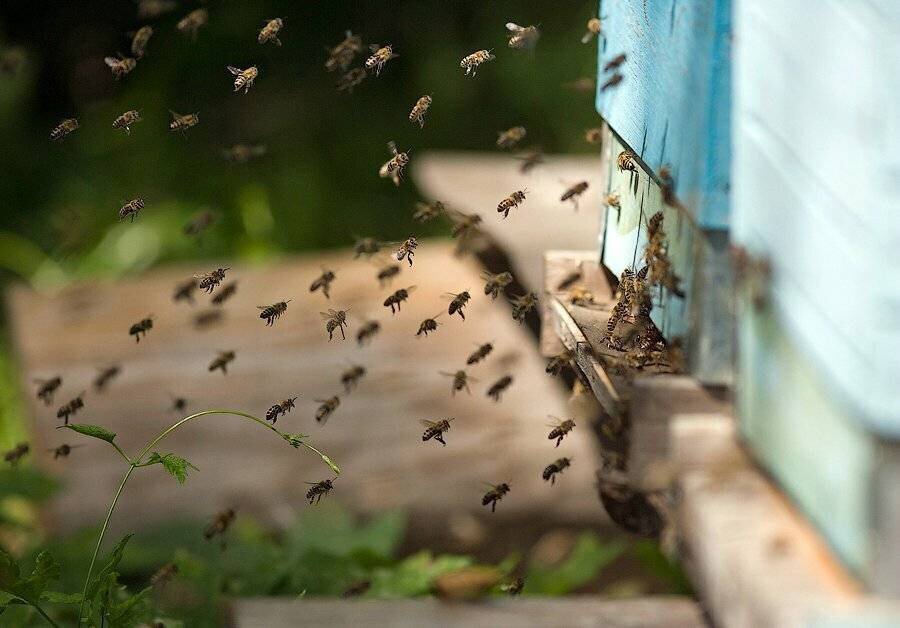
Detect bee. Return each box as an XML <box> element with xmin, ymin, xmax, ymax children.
<box><xmin>50</xmin><ymin>118</ymin><xmax>79</xmax><ymax>142</ymax></box>
<box><xmin>365</xmin><ymin>44</ymin><xmax>398</xmax><ymax>76</ymax></box>
<box><xmin>383</xmin><ymin>287</ymin><xmax>414</xmax><ymax>314</ymax></box>
<box><xmin>445</xmin><ymin>291</ymin><xmax>470</xmax><ymax>320</ymax></box>
<box><xmin>510</xmin><ymin>292</ymin><xmax>538</xmax><ymax>324</ymax></box>
<box><xmin>310</xmin><ymin>269</ymin><xmax>336</xmax><ymax>299</ymax></box>
<box><xmin>169</xmin><ymin>110</ymin><xmax>200</xmax><ymax>132</ymax></box>
<box><xmin>193</xmin><ymin>309</ymin><xmax>224</xmax><ymax>330</ymax></box>
<box><xmin>196</xmin><ymin>268</ymin><xmax>229</xmax><ymax>294</ymax></box>
<box><xmin>4</xmin><ymin>443</ymin><xmax>29</xmax><ymax>464</ymax></box>
<box><xmin>129</xmin><ymin>316</ymin><xmax>154</xmax><ymax>342</ymax></box>
<box><xmin>210</xmin><ymin>281</ymin><xmax>237</xmax><ymax>305</ymax></box>
<box><xmin>731</xmin><ymin>245</ymin><xmax>772</xmax><ymax>310</ymax></box>
<box><xmin>305</xmin><ymin>478</ymin><xmax>336</xmax><ymax>504</ymax></box>
<box><xmin>226</xmin><ymin>65</ymin><xmax>259</xmax><ymax>94</ymax></box>
<box><xmin>569</xmin><ymin>285</ymin><xmax>596</xmax><ymax>307</ymax></box>
<box><xmin>258</xmin><ymin>18</ymin><xmax>284</xmax><ymax>46</ymax></box>
<box><xmin>501</xmin><ymin>577</ymin><xmax>525</xmax><ymax>595</ymax></box>
<box><xmin>547</xmin><ymin>417</ymin><xmax>576</xmax><ymax>447</ymax></box>
<box><xmin>409</xmin><ymin>95</ymin><xmax>432</xmax><ymax>129</ymax></box>
<box><xmin>481</xmin><ymin>482</ymin><xmax>510</xmax><ymax>513</ymax></box>
<box><xmin>556</xmin><ymin>270</ymin><xmax>581</xmax><ymax>291</ymax></box>
<box><xmin>440</xmin><ymin>369</ymin><xmax>475</xmax><ymax>395</ymax></box>
<box><xmin>177</xmin><ymin>8</ymin><xmax>209</xmax><ymax>40</ymax></box>
<box><xmin>57</xmin><ymin>393</ymin><xmax>86</xmax><ymax>425</ymax></box>
<box><xmin>137</xmin><ymin>0</ymin><xmax>176</xmax><ymax>19</ymax></box>
<box><xmin>604</xmin><ymin>53</ymin><xmax>627</xmax><ymax>71</ymax></box>
<box><xmin>118</xmin><ymin>197</ymin><xmax>145</xmax><ymax>222</ymax></box>
<box><xmin>353</xmin><ymin>237</ymin><xmax>388</xmax><ymax>258</ymax></box>
<box><xmin>222</xmin><ymin>143</ymin><xmax>267</xmax><ymax>163</ymax></box>
<box><xmin>151</xmin><ymin>562</ymin><xmax>178</xmax><ymax>589</ymax></box>
<box><xmin>481</xmin><ymin>270</ymin><xmax>513</xmax><ymax>300</ymax></box>
<box><xmin>341</xmin><ymin>364</ymin><xmax>366</xmax><ymax>391</ymax></box>
<box><xmin>466</xmin><ymin>342</ymin><xmax>493</xmax><ymax>365</ymax></box>
<box><xmin>542</xmin><ymin>457</ymin><xmax>572</xmax><ymax>485</ymax></box>
<box><xmin>416</xmin><ymin>312</ymin><xmax>443</xmax><ymax>337</ymax></box>
<box><xmin>496</xmin><ymin>126</ymin><xmax>526</xmax><ymax>150</ymax></box>
<box><xmin>34</xmin><ymin>376</ymin><xmax>62</xmax><ymax>405</ymax></box>
<box><xmin>450</xmin><ymin>211</ymin><xmax>483</xmax><ymax>240</ymax></box>
<box><xmin>104</xmin><ymin>55</ymin><xmax>137</xmax><ymax>79</ymax></box>
<box><xmin>560</xmin><ymin>181</ymin><xmax>589</xmax><ymax>210</ymax></box>
<box><xmin>658</xmin><ymin>165</ymin><xmax>676</xmax><ymax>205</ymax></box>
<box><xmin>516</xmin><ymin>148</ymin><xmax>544</xmax><ymax>174</ymax></box>
<box><xmin>172</xmin><ymin>278</ymin><xmax>199</xmax><ymax>305</ymax></box>
<box><xmin>413</xmin><ymin>200</ymin><xmax>445</xmax><ymax>222</ymax></box>
<box><xmin>505</xmin><ymin>23</ymin><xmax>540</xmax><ymax>50</ymax></box>
<box><xmin>204</xmin><ymin>508</ymin><xmax>236</xmax><ymax>540</ymax></box>
<box><xmin>315</xmin><ymin>396</ymin><xmax>340</xmax><ymax>424</ymax></box>
<box><xmin>112</xmin><ymin>110</ymin><xmax>142</xmax><ymax>135</ymax></box>
<box><xmin>421</xmin><ymin>418</ymin><xmax>454</xmax><ymax>446</ymax></box>
<box><xmin>336</xmin><ymin>68</ymin><xmax>367</xmax><ymax>93</ymax></box>
<box><xmin>584</xmin><ymin>127</ymin><xmax>603</xmax><ymax>144</ymax></box>
<box><xmin>258</xmin><ymin>300</ymin><xmax>291</xmax><ymax>326</ymax></box>
<box><xmin>93</xmin><ymin>365</ymin><xmax>121</xmax><ymax>392</ymax></box>
<box><xmin>130</xmin><ymin>26</ymin><xmax>154</xmax><ymax>58</ymax></box>
<box><xmin>545</xmin><ymin>353</ymin><xmax>571</xmax><ymax>376</ymax></box>
<box><xmin>379</xmin><ymin>141</ymin><xmax>410</xmax><ymax>186</ymax></box>
<box><xmin>601</xmin><ymin>72</ymin><xmax>624</xmax><ymax>91</ymax></box>
<box><xmin>460</xmin><ymin>49</ymin><xmax>495</xmax><ymax>76</ymax></box>
<box><xmin>376</xmin><ymin>262</ymin><xmax>401</xmax><ymax>287</ymax></box>
<box><xmin>266</xmin><ymin>396</ymin><xmax>298</xmax><ymax>424</ymax></box>
<box><xmin>617</xmin><ymin>150</ymin><xmax>638</xmax><ymax>173</ymax></box>
<box><xmin>169</xmin><ymin>394</ymin><xmax>189</xmax><ymax>413</ymax></box>
<box><xmin>184</xmin><ymin>209</ymin><xmax>218</xmax><ymax>238</ymax></box>
<box><xmin>605</xmin><ymin>193</ymin><xmax>621</xmax><ymax>209</ymax></box>
<box><xmin>357</xmin><ymin>320</ymin><xmax>381</xmax><ymax>346</ymax></box>
<box><xmin>208</xmin><ymin>351</ymin><xmax>236</xmax><ymax>375</ymax></box>
<box><xmin>49</xmin><ymin>443</ymin><xmax>83</xmax><ymax>459</ymax></box>
<box><xmin>326</xmin><ymin>31</ymin><xmax>363</xmax><ymax>72</ymax></box>
<box><xmin>497</xmin><ymin>190</ymin><xmax>527</xmax><ymax>219</ymax></box>
<box><xmin>564</xmin><ymin>76</ymin><xmax>595</xmax><ymax>92</ymax></box>
<box><xmin>486</xmin><ymin>375</ymin><xmax>513</xmax><ymax>401</ymax></box>
<box><xmin>581</xmin><ymin>17</ymin><xmax>602</xmax><ymax>43</ymax></box>
<box><xmin>321</xmin><ymin>308</ymin><xmax>350</xmax><ymax>340</ymax></box>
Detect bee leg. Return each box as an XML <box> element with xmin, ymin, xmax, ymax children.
<box><xmin>340</xmin><ymin>326</ymin><xmax>345</xmax><ymax>340</ymax></box>
<box><xmin>556</xmin><ymin>436</ymin><xmax>562</xmax><ymax>447</ymax></box>
<box><xmin>491</xmin><ymin>500</ymin><xmax>496</xmax><ymax>513</ymax></box>
<box><xmin>551</xmin><ymin>475</ymin><xmax>556</xmax><ymax>486</ymax></box>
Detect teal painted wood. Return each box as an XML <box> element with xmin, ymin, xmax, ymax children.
<box><xmin>595</xmin><ymin>0</ymin><xmax>732</xmax><ymax>229</ymax></box>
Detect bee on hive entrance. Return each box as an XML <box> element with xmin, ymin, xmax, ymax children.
<box><xmin>413</xmin><ymin>200</ymin><xmax>445</xmax><ymax>222</ymax></box>
<box><xmin>266</xmin><ymin>397</ymin><xmax>298</xmax><ymax>424</ymax></box>
<box><xmin>516</xmin><ymin>148</ymin><xmax>544</xmax><ymax>174</ymax></box>
<box><xmin>258</xmin><ymin>300</ymin><xmax>291</xmax><ymax>326</ymax></box>
<box><xmin>34</xmin><ymin>376</ymin><xmax>62</xmax><ymax>405</ymax></box>
<box><xmin>501</xmin><ymin>577</ymin><xmax>525</xmax><ymax>595</ymax></box>
<box><xmin>545</xmin><ymin>353</ymin><xmax>572</xmax><ymax>376</ymax></box>
<box><xmin>409</xmin><ymin>95</ymin><xmax>432</xmax><ymax>128</ymax></box>
<box><xmin>379</xmin><ymin>141</ymin><xmax>410</xmax><ymax>186</ymax></box>
<box><xmin>129</xmin><ymin>316</ymin><xmax>153</xmax><ymax>342</ymax></box>
<box><xmin>336</xmin><ymin>67</ymin><xmax>367</xmax><ymax>93</ymax></box>
<box><xmin>113</xmin><ymin>110</ymin><xmax>142</xmax><ymax>134</ymax></box>
<box><xmin>542</xmin><ymin>457</ymin><xmax>572</xmax><ymax>485</ymax></box>
<box><xmin>421</xmin><ymin>418</ymin><xmax>454</xmax><ymax>446</ymax></box>
<box><xmin>4</xmin><ymin>443</ymin><xmax>29</xmax><ymax>464</ymax></box>
<box><xmin>497</xmin><ymin>190</ymin><xmax>527</xmax><ymax>219</ymax></box>
<box><xmin>486</xmin><ymin>375</ymin><xmax>513</xmax><ymax>401</ymax></box>
<box><xmin>560</xmin><ymin>181</ymin><xmax>589</xmax><ymax>210</ymax></box>
<box><xmin>315</xmin><ymin>396</ymin><xmax>340</xmax><ymax>424</ymax></box>
<box><xmin>208</xmin><ymin>351</ymin><xmax>236</xmax><ymax>374</ymax></box>
<box><xmin>49</xmin><ymin>444</ymin><xmax>82</xmax><ymax>459</ymax></box>
<box><xmin>204</xmin><ymin>507</ymin><xmax>235</xmax><ymax>540</ymax></box>
<box><xmin>196</xmin><ymin>268</ymin><xmax>229</xmax><ymax>293</ymax></box>
<box><xmin>605</xmin><ymin>193</ymin><xmax>621</xmax><ymax>210</ymax></box>
<box><xmin>357</xmin><ymin>320</ymin><xmax>381</xmax><ymax>346</ymax></box>
<box><xmin>326</xmin><ymin>31</ymin><xmax>363</xmax><ymax>72</ymax></box>
<box><xmin>481</xmin><ymin>270</ymin><xmax>513</xmax><ymax>300</ymax></box>
<box><xmin>177</xmin><ymin>8</ymin><xmax>208</xmax><ymax>40</ymax></box>
<box><xmin>222</xmin><ymin>143</ymin><xmax>267</xmax><ymax>163</ymax></box>
<box><xmin>50</xmin><ymin>118</ymin><xmax>79</xmax><ymax>141</ymax></box>
<box><xmin>210</xmin><ymin>281</ymin><xmax>237</xmax><ymax>305</ymax></box>
<box><xmin>617</xmin><ymin>150</ymin><xmax>638</xmax><ymax>173</ymax></box>
<box><xmin>506</xmin><ymin>23</ymin><xmax>540</xmax><ymax>50</ymax></box>
<box><xmin>383</xmin><ymin>287</ymin><xmax>415</xmax><ymax>314</ymax></box>
<box><xmin>440</xmin><ymin>369</ymin><xmax>475</xmax><ymax>395</ymax></box>
<box><xmin>601</xmin><ymin>73</ymin><xmax>623</xmax><ymax>91</ymax></box>
<box><xmin>118</xmin><ymin>197</ymin><xmax>145</xmax><ymax>222</ymax></box>
<box><xmin>510</xmin><ymin>292</ymin><xmax>538</xmax><ymax>324</ymax></box>
<box><xmin>184</xmin><ymin>209</ymin><xmax>217</xmax><ymax>237</ymax></box>
<box><xmin>305</xmin><ymin>478</ymin><xmax>336</xmax><ymax>504</ymax></box>
<box><xmin>547</xmin><ymin>417</ymin><xmax>576</xmax><ymax>447</ymax></box>
<box><xmin>365</xmin><ymin>44</ymin><xmax>398</xmax><ymax>76</ymax></box>
<box><xmin>93</xmin><ymin>365</ymin><xmax>121</xmax><ymax>392</ymax></box>
<box><xmin>584</xmin><ymin>127</ymin><xmax>603</xmax><ymax>144</ymax></box>
<box><xmin>310</xmin><ymin>268</ymin><xmax>336</xmax><ymax>299</ymax></box>
<box><xmin>460</xmin><ymin>49</ymin><xmax>495</xmax><ymax>76</ymax></box>
<box><xmin>582</xmin><ymin>17</ymin><xmax>602</xmax><ymax>43</ymax></box>
<box><xmin>169</xmin><ymin>110</ymin><xmax>199</xmax><ymax>132</ymax></box>
<box><xmin>496</xmin><ymin>126</ymin><xmax>526</xmax><ymax>150</ymax></box>
<box><xmin>481</xmin><ymin>482</ymin><xmax>510</xmax><ymax>513</ymax></box>
<box><xmin>445</xmin><ymin>291</ymin><xmax>471</xmax><ymax>320</ymax></box>
<box><xmin>321</xmin><ymin>308</ymin><xmax>350</xmax><ymax>340</ymax></box>
<box><xmin>466</xmin><ymin>342</ymin><xmax>494</xmax><ymax>365</ymax></box>
<box><xmin>376</xmin><ymin>262</ymin><xmax>401</xmax><ymax>287</ymax></box>
<box><xmin>341</xmin><ymin>364</ymin><xmax>366</xmax><ymax>392</ymax></box>
<box><xmin>227</xmin><ymin>65</ymin><xmax>259</xmax><ymax>93</ymax></box>
<box><xmin>604</xmin><ymin>53</ymin><xmax>627</xmax><ymax>71</ymax></box>
<box><xmin>258</xmin><ymin>18</ymin><xmax>284</xmax><ymax>46</ymax></box>
<box><xmin>57</xmin><ymin>393</ymin><xmax>86</xmax><ymax>425</ymax></box>
<box><xmin>104</xmin><ymin>55</ymin><xmax>137</xmax><ymax>79</ymax></box>
<box><xmin>130</xmin><ymin>25</ymin><xmax>154</xmax><ymax>58</ymax></box>
<box><xmin>416</xmin><ymin>312</ymin><xmax>443</xmax><ymax>337</ymax></box>
<box><xmin>151</xmin><ymin>562</ymin><xmax>178</xmax><ymax>590</ymax></box>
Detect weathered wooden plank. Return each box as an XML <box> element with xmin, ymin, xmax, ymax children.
<box><xmin>232</xmin><ymin>597</ymin><xmax>707</xmax><ymax>628</ymax></box>
<box><xmin>541</xmin><ymin>251</ymin><xmax>605</xmax><ymax>357</ymax></box>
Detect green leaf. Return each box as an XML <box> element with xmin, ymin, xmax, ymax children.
<box><xmin>320</xmin><ymin>454</ymin><xmax>341</xmax><ymax>476</ymax></box>
<box><xmin>281</xmin><ymin>433</ymin><xmax>308</xmax><ymax>448</ymax></box>
<box><xmin>524</xmin><ymin>533</ymin><xmax>625</xmax><ymax>595</ymax></box>
<box><xmin>15</xmin><ymin>551</ymin><xmax>60</xmax><ymax>602</ymax></box>
<box><xmin>0</xmin><ymin>467</ymin><xmax>60</xmax><ymax>502</ymax></box>
<box><xmin>40</xmin><ymin>590</ymin><xmax>82</xmax><ymax>605</ymax></box>
<box><xmin>366</xmin><ymin>552</ymin><xmax>472</xmax><ymax>598</ymax></box>
<box><xmin>108</xmin><ymin>585</ymin><xmax>152</xmax><ymax>627</ymax></box>
<box><xmin>60</xmin><ymin>423</ymin><xmax>116</xmax><ymax>444</ymax></box>
<box><xmin>147</xmin><ymin>452</ymin><xmax>199</xmax><ymax>484</ymax></box>
<box><xmin>0</xmin><ymin>548</ymin><xmax>20</xmax><ymax>590</ymax></box>
<box><xmin>86</xmin><ymin>534</ymin><xmax>132</xmax><ymax>602</ymax></box>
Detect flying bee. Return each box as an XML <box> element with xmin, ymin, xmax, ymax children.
<box><xmin>481</xmin><ymin>482</ymin><xmax>510</xmax><ymax>513</ymax></box>
<box><xmin>486</xmin><ymin>375</ymin><xmax>513</xmax><ymax>401</ymax></box>
<box><xmin>265</xmin><ymin>396</ymin><xmax>298</xmax><ymax>423</ymax></box>
<box><xmin>57</xmin><ymin>393</ymin><xmax>86</xmax><ymax>425</ymax></box>
<box><xmin>584</xmin><ymin>127</ymin><xmax>603</xmax><ymax>144</ymax></box>
<box><xmin>460</xmin><ymin>49</ymin><xmax>495</xmax><ymax>76</ymax></box>
<box><xmin>195</xmin><ymin>268</ymin><xmax>229</xmax><ymax>293</ymax></box>
<box><xmin>118</xmin><ymin>197</ymin><xmax>145</xmax><ymax>222</ymax></box>
<box><xmin>409</xmin><ymin>95</ymin><xmax>432</xmax><ymax>128</ymax></box>
<box><xmin>321</xmin><ymin>308</ymin><xmax>350</xmax><ymax>340</ymax></box>
<box><xmin>560</xmin><ymin>181</ymin><xmax>589</xmax><ymax>210</ymax></box>
<box><xmin>210</xmin><ymin>281</ymin><xmax>237</xmax><ymax>305</ymax></box>
<box><xmin>204</xmin><ymin>507</ymin><xmax>236</xmax><ymax>540</ymax></box>
<box><xmin>501</xmin><ymin>577</ymin><xmax>525</xmax><ymax>596</ymax></box>
<box><xmin>177</xmin><ymin>8</ymin><xmax>209</xmax><ymax>40</ymax></box>
<box><xmin>222</xmin><ymin>143</ymin><xmax>267</xmax><ymax>163</ymax></box>
<box><xmin>545</xmin><ymin>353</ymin><xmax>572</xmax><ymax>376</ymax></box>
<box><xmin>658</xmin><ymin>165</ymin><xmax>676</xmax><ymax>205</ymax></box>
<box><xmin>581</xmin><ymin>17</ymin><xmax>602</xmax><ymax>43</ymax></box>
<box><xmin>601</xmin><ymin>72</ymin><xmax>623</xmax><ymax>91</ymax></box>
<box><xmin>34</xmin><ymin>376</ymin><xmax>62</xmax><ymax>405</ymax></box>
<box><xmin>421</xmin><ymin>418</ymin><xmax>454</xmax><ymax>446</ymax></box>
<box><xmin>383</xmin><ymin>287</ymin><xmax>415</xmax><ymax>314</ymax></box>
<box><xmin>497</xmin><ymin>190</ymin><xmax>527</xmax><ymax>219</ymax></box>
<box><xmin>510</xmin><ymin>292</ymin><xmax>538</xmax><ymax>324</ymax></box>
<box><xmin>413</xmin><ymin>200</ymin><xmax>445</xmax><ymax>222</ymax></box>
<box><xmin>542</xmin><ymin>457</ymin><xmax>572</xmax><ymax>485</ymax></box>
<box><xmin>604</xmin><ymin>53</ymin><xmax>627</xmax><ymax>71</ymax></box>
<box><xmin>169</xmin><ymin>110</ymin><xmax>200</xmax><ymax>132</ymax></box>
<box><xmin>258</xmin><ymin>18</ymin><xmax>284</xmax><ymax>46</ymax></box>
<box><xmin>129</xmin><ymin>316</ymin><xmax>154</xmax><ymax>342</ymax></box>
<box><xmin>93</xmin><ymin>365</ymin><xmax>121</xmax><ymax>392</ymax></box>
<box><xmin>365</xmin><ymin>44</ymin><xmax>398</xmax><ymax>76</ymax></box>
<box><xmin>49</xmin><ymin>443</ymin><xmax>83</xmax><ymax>459</ymax></box>
<box><xmin>450</xmin><ymin>211</ymin><xmax>483</xmax><ymax>239</ymax></box>
<box><xmin>150</xmin><ymin>562</ymin><xmax>178</xmax><ymax>590</ymax></box>
<box><xmin>376</xmin><ymin>262</ymin><xmax>401</xmax><ymax>287</ymax></box>
<box><xmin>208</xmin><ymin>350</ymin><xmax>236</xmax><ymax>374</ymax></box>
<box><xmin>556</xmin><ymin>270</ymin><xmax>581</xmax><ymax>291</ymax></box>
<box><xmin>341</xmin><ymin>364</ymin><xmax>366</xmax><ymax>391</ymax></box>
<box><xmin>193</xmin><ymin>309</ymin><xmax>224</xmax><ymax>330</ymax></box>
<box><xmin>50</xmin><ymin>118</ymin><xmax>79</xmax><ymax>142</ymax></box>
<box><xmin>104</xmin><ymin>55</ymin><xmax>137</xmax><ymax>79</ymax></box>
<box><xmin>357</xmin><ymin>320</ymin><xmax>381</xmax><ymax>346</ymax></box>
<box><xmin>113</xmin><ymin>110</ymin><xmax>142</xmax><ymax>134</ymax></box>
<box><xmin>4</xmin><ymin>443</ymin><xmax>29</xmax><ymax>464</ymax></box>
<box><xmin>496</xmin><ymin>126</ymin><xmax>526</xmax><ymax>150</ymax></box>
<box><xmin>326</xmin><ymin>31</ymin><xmax>363</xmax><ymax>72</ymax></box>
<box><xmin>315</xmin><ymin>396</ymin><xmax>340</xmax><ymax>424</ymax></box>
<box><xmin>481</xmin><ymin>270</ymin><xmax>513</xmax><ymax>300</ymax></box>
<box><xmin>310</xmin><ymin>268</ymin><xmax>336</xmax><ymax>299</ymax></box>
<box><xmin>379</xmin><ymin>141</ymin><xmax>410</xmax><ymax>186</ymax></box>
<box><xmin>227</xmin><ymin>65</ymin><xmax>259</xmax><ymax>93</ymax></box>
<box><xmin>416</xmin><ymin>312</ymin><xmax>443</xmax><ymax>337</ymax></box>
<box><xmin>305</xmin><ymin>477</ymin><xmax>336</xmax><ymax>504</ymax></box>
<box><xmin>505</xmin><ymin>23</ymin><xmax>540</xmax><ymax>50</ymax></box>
<box><xmin>353</xmin><ymin>237</ymin><xmax>388</xmax><ymax>258</ymax></box>
<box><xmin>466</xmin><ymin>342</ymin><xmax>493</xmax><ymax>365</ymax></box>
<box><xmin>547</xmin><ymin>417</ymin><xmax>576</xmax><ymax>447</ymax></box>
<box><xmin>258</xmin><ymin>300</ymin><xmax>291</xmax><ymax>326</ymax></box>
<box><xmin>445</xmin><ymin>291</ymin><xmax>471</xmax><ymax>320</ymax></box>
<box><xmin>184</xmin><ymin>209</ymin><xmax>218</xmax><ymax>238</ymax></box>
<box><xmin>336</xmin><ymin>67</ymin><xmax>367</xmax><ymax>93</ymax></box>
<box><xmin>138</xmin><ymin>0</ymin><xmax>176</xmax><ymax>19</ymax></box>
<box><xmin>130</xmin><ymin>26</ymin><xmax>154</xmax><ymax>58</ymax></box>
<box><xmin>173</xmin><ymin>278</ymin><xmax>199</xmax><ymax>305</ymax></box>
<box><xmin>605</xmin><ymin>193</ymin><xmax>621</xmax><ymax>209</ymax></box>
<box><xmin>440</xmin><ymin>369</ymin><xmax>475</xmax><ymax>395</ymax></box>
<box><xmin>169</xmin><ymin>394</ymin><xmax>188</xmax><ymax>413</ymax></box>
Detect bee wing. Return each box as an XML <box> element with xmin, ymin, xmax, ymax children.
<box><xmin>505</xmin><ymin>22</ymin><xmax>526</xmax><ymax>32</ymax></box>
<box><xmin>226</xmin><ymin>65</ymin><xmax>242</xmax><ymax>75</ymax></box>
<box><xmin>320</xmin><ymin>309</ymin><xmax>338</xmax><ymax>319</ymax></box>
<box><xmin>369</xmin><ymin>43</ymin><xmax>382</xmax><ymax>52</ymax></box>
<box><xmin>387</xmin><ymin>141</ymin><xmax>398</xmax><ymax>156</ymax></box>
<box><xmin>419</xmin><ymin>419</ymin><xmax>439</xmax><ymax>428</ymax></box>
<box><xmin>439</xmin><ymin>371</ymin><xmax>455</xmax><ymax>377</ymax></box>
<box><xmin>104</xmin><ymin>57</ymin><xmax>120</xmax><ymax>68</ymax></box>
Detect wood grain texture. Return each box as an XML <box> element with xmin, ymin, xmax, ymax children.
<box><xmin>596</xmin><ymin>0</ymin><xmax>732</xmax><ymax>228</ymax></box>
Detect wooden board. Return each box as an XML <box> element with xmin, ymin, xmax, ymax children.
<box><xmin>5</xmin><ymin>243</ymin><xmax>603</xmax><ymax>538</ymax></box>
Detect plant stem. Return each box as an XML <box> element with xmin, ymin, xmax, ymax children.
<box><xmin>14</xmin><ymin>597</ymin><xmax>59</xmax><ymax>628</ymax></box>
